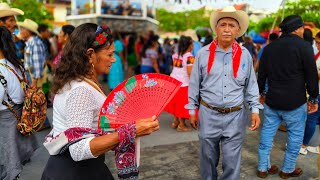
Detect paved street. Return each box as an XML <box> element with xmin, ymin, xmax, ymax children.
<box><xmin>20</xmin><ymin>108</ymin><xmax>320</xmax><ymax>180</ymax></box>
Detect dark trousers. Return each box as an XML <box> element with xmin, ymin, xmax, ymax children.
<box><xmin>42</xmin><ymin>150</ymin><xmax>114</xmax><ymax>180</ymax></box>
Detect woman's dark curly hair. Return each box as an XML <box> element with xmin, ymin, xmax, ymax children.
<box><xmin>178</xmin><ymin>35</ymin><xmax>193</xmax><ymax>57</ymax></box>
<box><xmin>52</xmin><ymin>23</ymin><xmax>113</xmax><ymax>94</ymax></box>
<box><xmin>0</xmin><ymin>26</ymin><xmax>24</xmax><ymax>73</ymax></box>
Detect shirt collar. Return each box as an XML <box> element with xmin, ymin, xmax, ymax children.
<box><xmin>26</xmin><ymin>36</ymin><xmax>35</xmax><ymax>44</ymax></box>
<box><xmin>205</xmin><ymin>42</ymin><xmax>233</xmax><ymax>53</ymax></box>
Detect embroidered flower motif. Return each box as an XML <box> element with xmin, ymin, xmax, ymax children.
<box><xmin>187</xmin><ymin>56</ymin><xmax>195</xmax><ymax>64</ymax></box>
<box><xmin>92</xmin><ymin>32</ymin><xmax>109</xmax><ymax>47</ymax></box>
<box><xmin>174</xmin><ymin>59</ymin><xmax>183</xmax><ymax>68</ymax></box>
<box><xmin>96</xmin><ymin>34</ymin><xmax>106</xmax><ymax>44</ymax></box>
<box><xmin>64</xmin><ymin>127</ymin><xmax>91</xmax><ymax>142</ymax></box>
<box><xmin>114</xmin><ymin>91</ymin><xmax>126</xmax><ymax>105</ymax></box>
<box><xmin>142</xmin><ymin>74</ymin><xmax>148</xmax><ymax>79</ymax></box>
<box><xmin>107</xmin><ymin>102</ymin><xmax>117</xmax><ymax>115</ymax></box>
<box><xmin>145</xmin><ymin>79</ymin><xmax>157</xmax><ymax>88</ymax></box>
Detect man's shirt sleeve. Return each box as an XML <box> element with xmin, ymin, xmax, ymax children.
<box><xmin>185</xmin><ymin>51</ymin><xmax>202</xmax><ymax>113</ymax></box>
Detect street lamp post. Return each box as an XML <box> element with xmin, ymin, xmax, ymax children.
<box><xmin>270</xmin><ymin>0</ymin><xmax>286</xmax><ymax>33</ymax></box>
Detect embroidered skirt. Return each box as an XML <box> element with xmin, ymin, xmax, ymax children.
<box><xmin>0</xmin><ymin>105</ymin><xmax>39</xmax><ymax>180</ymax></box>
<box><xmin>41</xmin><ymin>150</ymin><xmax>114</xmax><ymax>180</ymax></box>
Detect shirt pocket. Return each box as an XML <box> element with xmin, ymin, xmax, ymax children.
<box><xmin>234</xmin><ymin>68</ymin><xmax>247</xmax><ymax>86</ymax></box>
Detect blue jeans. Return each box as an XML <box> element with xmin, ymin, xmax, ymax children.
<box><xmin>258</xmin><ymin>103</ymin><xmax>307</xmax><ymax>173</ymax></box>
<box><xmin>140</xmin><ymin>65</ymin><xmax>155</xmax><ymax>74</ymax></box>
<box><xmin>303</xmin><ymin>97</ymin><xmax>320</xmax><ymax>145</ymax></box>
<box><xmin>164</xmin><ymin>54</ymin><xmax>172</xmax><ymax>75</ymax></box>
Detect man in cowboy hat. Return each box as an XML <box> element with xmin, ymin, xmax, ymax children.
<box><xmin>0</xmin><ymin>2</ymin><xmax>24</xmax><ymax>33</ymax></box>
<box><xmin>17</xmin><ymin>19</ymin><xmax>46</xmax><ymax>88</ymax></box>
<box><xmin>257</xmin><ymin>15</ymin><xmax>318</xmax><ymax>179</ymax></box>
<box><xmin>18</xmin><ymin>19</ymin><xmax>52</xmax><ymax>130</ymax></box>
<box><xmin>186</xmin><ymin>6</ymin><xmax>262</xmax><ymax>179</ymax></box>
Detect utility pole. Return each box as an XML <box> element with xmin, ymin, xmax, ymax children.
<box><xmin>270</xmin><ymin>0</ymin><xmax>286</xmax><ymax>33</ymax></box>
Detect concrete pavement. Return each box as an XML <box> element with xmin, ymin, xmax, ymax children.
<box><xmin>20</xmin><ymin>108</ymin><xmax>320</xmax><ymax>180</ymax></box>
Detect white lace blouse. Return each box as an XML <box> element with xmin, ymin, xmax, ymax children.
<box><xmin>51</xmin><ymin>80</ymin><xmax>106</xmax><ymax>161</ymax></box>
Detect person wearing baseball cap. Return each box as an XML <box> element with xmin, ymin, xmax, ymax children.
<box><xmin>186</xmin><ymin>6</ymin><xmax>262</xmax><ymax>179</ymax></box>
<box><xmin>0</xmin><ymin>2</ymin><xmax>24</xmax><ymax>33</ymax></box>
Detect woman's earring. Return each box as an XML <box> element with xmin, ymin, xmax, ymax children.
<box><xmin>91</xmin><ymin>63</ymin><xmax>95</xmax><ymax>74</ymax></box>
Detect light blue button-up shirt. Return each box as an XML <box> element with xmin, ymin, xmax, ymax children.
<box><xmin>186</xmin><ymin>43</ymin><xmax>263</xmax><ymax>114</ymax></box>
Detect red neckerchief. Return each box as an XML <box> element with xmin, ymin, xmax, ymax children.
<box><xmin>207</xmin><ymin>39</ymin><xmax>242</xmax><ymax>78</ymax></box>
<box><xmin>315</xmin><ymin>52</ymin><xmax>320</xmax><ymax>61</ymax></box>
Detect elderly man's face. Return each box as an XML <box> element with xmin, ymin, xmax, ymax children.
<box><xmin>19</xmin><ymin>27</ymin><xmax>31</xmax><ymax>40</ymax></box>
<box><xmin>215</xmin><ymin>18</ymin><xmax>240</xmax><ymax>43</ymax></box>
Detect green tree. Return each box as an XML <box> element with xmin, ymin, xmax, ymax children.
<box><xmin>248</xmin><ymin>20</ymin><xmax>257</xmax><ymax>32</ymax></box>
<box><xmin>255</xmin><ymin>16</ymin><xmax>282</xmax><ymax>33</ymax></box>
<box><xmin>156</xmin><ymin>8</ymin><xmax>210</xmax><ymax>33</ymax></box>
<box><xmin>1</xmin><ymin>0</ymin><xmax>53</xmax><ymax>25</ymax></box>
<box><xmin>255</xmin><ymin>0</ymin><xmax>320</xmax><ymax>33</ymax></box>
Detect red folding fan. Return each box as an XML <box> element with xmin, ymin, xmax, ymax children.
<box><xmin>98</xmin><ymin>73</ymin><xmax>182</xmax><ymax>132</ymax></box>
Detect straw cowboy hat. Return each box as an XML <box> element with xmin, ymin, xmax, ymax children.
<box><xmin>210</xmin><ymin>6</ymin><xmax>249</xmax><ymax>37</ymax></box>
<box><xmin>0</xmin><ymin>3</ymin><xmax>24</xmax><ymax>18</ymax></box>
<box><xmin>17</xmin><ymin>19</ymin><xmax>40</xmax><ymax>36</ymax></box>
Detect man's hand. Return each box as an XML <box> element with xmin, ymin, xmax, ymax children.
<box><xmin>307</xmin><ymin>102</ymin><xmax>318</xmax><ymax>114</ymax></box>
<box><xmin>259</xmin><ymin>95</ymin><xmax>265</xmax><ymax>105</ymax></box>
<box><xmin>31</xmin><ymin>79</ymin><xmax>38</xmax><ymax>88</ymax></box>
<box><xmin>249</xmin><ymin>113</ymin><xmax>260</xmax><ymax>131</ymax></box>
<box><xmin>189</xmin><ymin>114</ymin><xmax>198</xmax><ymax>129</ymax></box>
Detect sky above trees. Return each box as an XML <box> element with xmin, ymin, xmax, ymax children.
<box><xmin>153</xmin><ymin>0</ymin><xmax>288</xmax><ymax>12</ymax></box>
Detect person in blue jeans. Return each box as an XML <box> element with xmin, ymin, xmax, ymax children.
<box><xmin>300</xmin><ymin>32</ymin><xmax>320</xmax><ymax>155</ymax></box>
<box><xmin>300</xmin><ymin>97</ymin><xmax>320</xmax><ymax>155</ymax></box>
<box><xmin>257</xmin><ymin>15</ymin><xmax>319</xmax><ymax>179</ymax></box>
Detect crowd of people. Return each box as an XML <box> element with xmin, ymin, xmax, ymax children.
<box><xmin>77</xmin><ymin>1</ymin><xmax>154</xmax><ymax>18</ymax></box>
<box><xmin>0</xmin><ymin>1</ymin><xmax>320</xmax><ymax>180</ymax></box>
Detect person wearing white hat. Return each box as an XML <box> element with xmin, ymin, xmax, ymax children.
<box><xmin>17</xmin><ymin>19</ymin><xmax>46</xmax><ymax>88</ymax></box>
<box><xmin>185</xmin><ymin>6</ymin><xmax>262</xmax><ymax>179</ymax></box>
<box><xmin>18</xmin><ymin>19</ymin><xmax>52</xmax><ymax>131</ymax></box>
<box><xmin>0</xmin><ymin>2</ymin><xmax>24</xmax><ymax>33</ymax></box>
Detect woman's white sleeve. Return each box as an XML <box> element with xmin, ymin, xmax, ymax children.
<box><xmin>65</xmin><ymin>86</ymin><xmax>99</xmax><ymax>161</ymax></box>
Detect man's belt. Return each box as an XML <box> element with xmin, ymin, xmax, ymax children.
<box><xmin>200</xmin><ymin>100</ymin><xmax>242</xmax><ymax>113</ymax></box>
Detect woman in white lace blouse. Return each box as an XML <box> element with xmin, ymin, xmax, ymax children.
<box><xmin>41</xmin><ymin>24</ymin><xmax>159</xmax><ymax>180</ymax></box>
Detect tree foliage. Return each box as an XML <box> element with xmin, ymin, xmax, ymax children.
<box><xmin>255</xmin><ymin>0</ymin><xmax>320</xmax><ymax>33</ymax></box>
<box><xmin>156</xmin><ymin>8</ymin><xmax>210</xmax><ymax>33</ymax></box>
<box><xmin>1</xmin><ymin>0</ymin><xmax>53</xmax><ymax>25</ymax></box>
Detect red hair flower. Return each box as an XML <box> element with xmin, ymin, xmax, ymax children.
<box><xmin>96</xmin><ymin>34</ymin><xmax>106</xmax><ymax>44</ymax></box>
<box><xmin>92</xmin><ymin>31</ymin><xmax>109</xmax><ymax>47</ymax></box>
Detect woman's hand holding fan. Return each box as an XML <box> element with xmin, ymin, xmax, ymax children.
<box><xmin>98</xmin><ymin>73</ymin><xmax>181</xmax><ymax>173</ymax></box>
<box><xmin>98</xmin><ymin>73</ymin><xmax>182</xmax><ymax>131</ymax></box>
<box><xmin>135</xmin><ymin>115</ymin><xmax>160</xmax><ymax>137</ymax></box>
